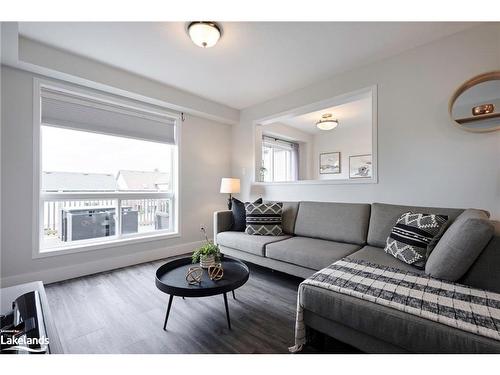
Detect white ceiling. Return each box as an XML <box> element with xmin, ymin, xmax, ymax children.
<box><xmin>272</xmin><ymin>96</ymin><xmax>372</xmax><ymax>135</ymax></box>
<box><xmin>19</xmin><ymin>22</ymin><xmax>478</xmax><ymax>110</ymax></box>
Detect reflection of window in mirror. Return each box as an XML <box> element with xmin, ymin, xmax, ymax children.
<box><xmin>261</xmin><ymin>136</ymin><xmax>299</xmax><ymax>182</ymax></box>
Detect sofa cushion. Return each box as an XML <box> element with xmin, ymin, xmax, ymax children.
<box><xmin>301</xmin><ymin>285</ymin><xmax>500</xmax><ymax>353</ymax></box>
<box><xmin>367</xmin><ymin>203</ymin><xmax>464</xmax><ymax>248</ymax></box>
<box><xmin>216</xmin><ymin>231</ymin><xmax>290</xmax><ymax>256</ymax></box>
<box><xmin>347</xmin><ymin>246</ymin><xmax>425</xmax><ymax>274</ymax></box>
<box><xmin>294</xmin><ymin>202</ymin><xmax>371</xmax><ymax>245</ymax></box>
<box><xmin>266</xmin><ymin>237</ymin><xmax>361</xmax><ymax>270</ymax></box>
<box><xmin>245</xmin><ymin>202</ymin><xmax>283</xmax><ymax>236</ymax></box>
<box><xmin>426</xmin><ymin>209</ymin><xmax>494</xmax><ymax>281</ymax></box>
<box><xmin>384</xmin><ymin>212</ymin><xmax>449</xmax><ymax>269</ymax></box>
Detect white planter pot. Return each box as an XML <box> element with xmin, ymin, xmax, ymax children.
<box><xmin>200</xmin><ymin>254</ymin><xmax>216</xmax><ymax>269</ymax></box>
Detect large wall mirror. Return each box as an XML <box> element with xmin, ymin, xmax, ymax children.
<box><xmin>449</xmin><ymin>71</ymin><xmax>500</xmax><ymax>133</ymax></box>
<box><xmin>254</xmin><ymin>86</ymin><xmax>377</xmax><ymax>184</ymax></box>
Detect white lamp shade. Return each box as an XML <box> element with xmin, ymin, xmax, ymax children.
<box><xmin>220</xmin><ymin>178</ymin><xmax>240</xmax><ymax>194</ymax></box>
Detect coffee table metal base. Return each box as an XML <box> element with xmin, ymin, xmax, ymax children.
<box><xmin>162</xmin><ymin>290</ymin><xmax>237</xmax><ymax>331</ymax></box>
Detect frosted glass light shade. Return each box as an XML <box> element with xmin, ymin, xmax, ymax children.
<box><xmin>188</xmin><ymin>22</ymin><xmax>221</xmax><ymax>48</ymax></box>
<box><xmin>316</xmin><ymin>113</ymin><xmax>339</xmax><ymax>130</ymax></box>
<box><xmin>220</xmin><ymin>178</ymin><xmax>240</xmax><ymax>194</ymax></box>
<box><xmin>316</xmin><ymin>120</ymin><xmax>338</xmax><ymax>130</ymax></box>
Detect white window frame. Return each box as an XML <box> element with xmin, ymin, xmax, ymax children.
<box><xmin>262</xmin><ymin>137</ymin><xmax>296</xmax><ymax>182</ymax></box>
<box><xmin>32</xmin><ymin>78</ymin><xmax>181</xmax><ymax>259</ymax></box>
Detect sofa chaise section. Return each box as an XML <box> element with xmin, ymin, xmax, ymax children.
<box><xmin>301</xmin><ymin>229</ymin><xmax>500</xmax><ymax>353</ymax></box>
<box><xmin>347</xmin><ymin>245</ymin><xmax>427</xmax><ymax>273</ymax></box>
<box><xmin>299</xmin><ymin>203</ymin><xmax>500</xmax><ymax>353</ymax></box>
<box><xmin>301</xmin><ymin>278</ymin><xmax>500</xmax><ymax>353</ymax></box>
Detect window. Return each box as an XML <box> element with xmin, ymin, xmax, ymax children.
<box><xmin>261</xmin><ymin>136</ymin><xmax>299</xmax><ymax>182</ymax></box>
<box><xmin>37</xmin><ymin>83</ymin><xmax>179</xmax><ymax>253</ymax></box>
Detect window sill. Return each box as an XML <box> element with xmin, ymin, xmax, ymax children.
<box><xmin>33</xmin><ymin>231</ymin><xmax>181</xmax><ymax>259</ymax></box>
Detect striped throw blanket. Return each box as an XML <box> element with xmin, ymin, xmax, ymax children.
<box><xmin>289</xmin><ymin>258</ymin><xmax>500</xmax><ymax>352</ymax></box>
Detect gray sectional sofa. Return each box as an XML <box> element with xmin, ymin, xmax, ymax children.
<box><xmin>214</xmin><ymin>201</ymin><xmax>500</xmax><ymax>353</ymax></box>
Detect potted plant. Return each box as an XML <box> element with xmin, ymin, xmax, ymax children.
<box><xmin>192</xmin><ymin>227</ymin><xmax>221</xmax><ymax>268</ymax></box>
<box><xmin>259</xmin><ymin>166</ymin><xmax>267</xmax><ymax>181</ymax></box>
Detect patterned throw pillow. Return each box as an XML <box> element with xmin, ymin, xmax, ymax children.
<box><xmin>384</xmin><ymin>212</ymin><xmax>448</xmax><ymax>269</ymax></box>
<box><xmin>245</xmin><ymin>202</ymin><xmax>283</xmax><ymax>236</ymax></box>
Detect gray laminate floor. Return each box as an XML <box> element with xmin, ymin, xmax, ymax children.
<box><xmin>45</xmin><ymin>256</ymin><xmax>304</xmax><ymax>353</ymax></box>
<box><xmin>45</xmin><ymin>257</ymin><xmax>359</xmax><ymax>354</ymax></box>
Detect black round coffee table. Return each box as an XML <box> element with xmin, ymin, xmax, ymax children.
<box><xmin>155</xmin><ymin>256</ymin><xmax>249</xmax><ymax>330</ymax></box>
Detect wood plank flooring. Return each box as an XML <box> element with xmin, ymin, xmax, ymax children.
<box><xmin>45</xmin><ymin>256</ymin><xmax>358</xmax><ymax>354</ymax></box>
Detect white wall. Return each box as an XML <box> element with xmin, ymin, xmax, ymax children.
<box><xmin>1</xmin><ymin>66</ymin><xmax>232</xmax><ymax>286</ymax></box>
<box><xmin>233</xmin><ymin>23</ymin><xmax>500</xmax><ymax>219</ymax></box>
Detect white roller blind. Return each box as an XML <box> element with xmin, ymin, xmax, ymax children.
<box><xmin>41</xmin><ymin>87</ymin><xmax>177</xmax><ymax>144</ymax></box>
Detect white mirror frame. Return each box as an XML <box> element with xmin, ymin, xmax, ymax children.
<box><xmin>252</xmin><ymin>85</ymin><xmax>378</xmax><ymax>185</ymax></box>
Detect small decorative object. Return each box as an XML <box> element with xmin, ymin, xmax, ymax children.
<box><xmin>315</xmin><ymin>113</ymin><xmax>339</xmax><ymax>130</ymax></box>
<box><xmin>185</xmin><ymin>266</ymin><xmax>203</xmax><ymax>285</ymax></box>
<box><xmin>472</xmin><ymin>103</ymin><xmax>495</xmax><ymax>116</ymax></box>
<box><xmin>319</xmin><ymin>152</ymin><xmax>341</xmax><ymax>174</ymax></box>
<box><xmin>192</xmin><ymin>227</ymin><xmax>221</xmax><ymax>268</ymax></box>
<box><xmin>349</xmin><ymin>154</ymin><xmax>372</xmax><ymax>179</ymax></box>
<box><xmin>220</xmin><ymin>178</ymin><xmax>241</xmax><ymax>209</ymax></box>
<box><xmin>259</xmin><ymin>166</ymin><xmax>268</xmax><ymax>181</ymax></box>
<box><xmin>208</xmin><ymin>264</ymin><xmax>224</xmax><ymax>281</ymax></box>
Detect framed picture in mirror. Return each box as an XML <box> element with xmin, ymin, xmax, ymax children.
<box><xmin>319</xmin><ymin>152</ymin><xmax>341</xmax><ymax>174</ymax></box>
<box><xmin>349</xmin><ymin>154</ymin><xmax>372</xmax><ymax>179</ymax></box>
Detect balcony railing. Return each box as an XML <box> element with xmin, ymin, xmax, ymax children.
<box><xmin>40</xmin><ymin>192</ymin><xmax>174</xmax><ymax>249</ymax></box>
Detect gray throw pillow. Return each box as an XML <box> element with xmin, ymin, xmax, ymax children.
<box><xmin>425</xmin><ymin>209</ymin><xmax>494</xmax><ymax>281</ymax></box>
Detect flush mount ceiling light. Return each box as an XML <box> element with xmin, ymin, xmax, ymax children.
<box><xmin>316</xmin><ymin>113</ymin><xmax>339</xmax><ymax>130</ymax></box>
<box><xmin>187</xmin><ymin>21</ymin><xmax>222</xmax><ymax>48</ymax></box>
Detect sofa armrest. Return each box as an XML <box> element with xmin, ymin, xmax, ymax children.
<box><xmin>213</xmin><ymin>210</ymin><xmax>233</xmax><ymax>243</ymax></box>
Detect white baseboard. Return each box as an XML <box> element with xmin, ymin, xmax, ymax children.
<box><xmin>0</xmin><ymin>240</ymin><xmax>204</xmax><ymax>287</ymax></box>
